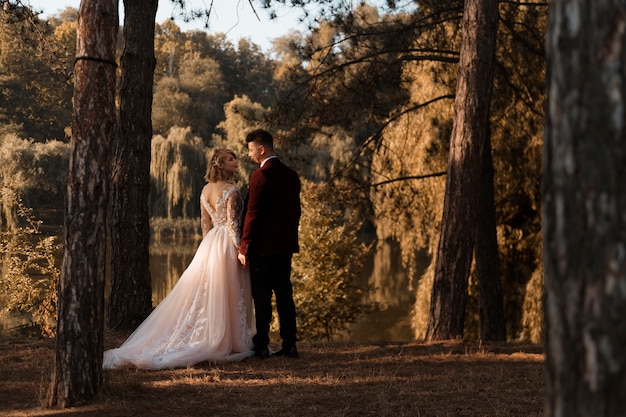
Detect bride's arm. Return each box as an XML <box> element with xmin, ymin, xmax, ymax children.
<box><xmin>226</xmin><ymin>189</ymin><xmax>243</xmax><ymax>249</ymax></box>
<box><xmin>200</xmin><ymin>193</ymin><xmax>212</xmax><ymax>237</ymax></box>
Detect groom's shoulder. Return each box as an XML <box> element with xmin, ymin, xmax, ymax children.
<box><xmin>274</xmin><ymin>159</ymin><xmax>299</xmax><ymax>175</ymax></box>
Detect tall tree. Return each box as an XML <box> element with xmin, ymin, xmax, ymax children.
<box><xmin>425</xmin><ymin>0</ymin><xmax>499</xmax><ymax>340</ymax></box>
<box><xmin>544</xmin><ymin>0</ymin><xmax>626</xmax><ymax>414</ymax></box>
<box><xmin>108</xmin><ymin>0</ymin><xmax>158</xmax><ymax>330</ymax></box>
<box><xmin>47</xmin><ymin>0</ymin><xmax>117</xmax><ymax>407</ymax></box>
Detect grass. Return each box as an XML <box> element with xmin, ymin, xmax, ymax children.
<box><xmin>0</xmin><ymin>331</ymin><xmax>545</xmax><ymax>417</ymax></box>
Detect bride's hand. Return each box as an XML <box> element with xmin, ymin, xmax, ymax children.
<box><xmin>237</xmin><ymin>253</ymin><xmax>247</xmax><ymax>268</ymax></box>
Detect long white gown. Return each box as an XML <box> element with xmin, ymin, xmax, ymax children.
<box><xmin>103</xmin><ymin>185</ymin><xmax>254</xmax><ymax>370</ymax></box>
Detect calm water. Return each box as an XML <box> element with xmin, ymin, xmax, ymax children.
<box><xmin>1</xmin><ymin>233</ymin><xmax>415</xmax><ymax>342</ymax></box>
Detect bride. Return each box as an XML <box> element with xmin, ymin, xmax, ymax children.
<box><xmin>103</xmin><ymin>148</ymin><xmax>254</xmax><ymax>370</ymax></box>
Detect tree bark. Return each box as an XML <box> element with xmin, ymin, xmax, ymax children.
<box><xmin>425</xmin><ymin>0</ymin><xmax>499</xmax><ymax>341</ymax></box>
<box><xmin>47</xmin><ymin>0</ymin><xmax>117</xmax><ymax>408</ymax></box>
<box><xmin>108</xmin><ymin>0</ymin><xmax>158</xmax><ymax>330</ymax></box>
<box><xmin>544</xmin><ymin>1</ymin><xmax>626</xmax><ymax>415</ymax></box>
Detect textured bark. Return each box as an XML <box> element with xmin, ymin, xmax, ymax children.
<box><xmin>425</xmin><ymin>0</ymin><xmax>499</xmax><ymax>341</ymax></box>
<box><xmin>544</xmin><ymin>1</ymin><xmax>626</xmax><ymax>415</ymax></box>
<box><xmin>108</xmin><ymin>0</ymin><xmax>158</xmax><ymax>330</ymax></box>
<box><xmin>48</xmin><ymin>0</ymin><xmax>117</xmax><ymax>408</ymax></box>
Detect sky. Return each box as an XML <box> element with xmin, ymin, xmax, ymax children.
<box><xmin>25</xmin><ymin>0</ymin><xmax>307</xmax><ymax>51</ymax></box>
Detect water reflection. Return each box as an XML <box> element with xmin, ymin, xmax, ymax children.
<box><xmin>149</xmin><ymin>235</ymin><xmax>200</xmax><ymax>305</ymax></box>
<box><xmin>349</xmin><ymin>238</ymin><xmax>418</xmax><ymax>342</ymax></box>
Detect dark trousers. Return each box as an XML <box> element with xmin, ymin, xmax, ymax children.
<box><xmin>249</xmin><ymin>254</ymin><xmax>297</xmax><ymax>349</ymax></box>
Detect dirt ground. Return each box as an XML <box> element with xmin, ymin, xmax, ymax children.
<box><xmin>1</xmin><ymin>332</ymin><xmax>545</xmax><ymax>417</ymax></box>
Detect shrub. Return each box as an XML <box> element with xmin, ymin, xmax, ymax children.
<box><xmin>288</xmin><ymin>180</ymin><xmax>375</xmax><ymax>341</ymax></box>
<box><xmin>0</xmin><ymin>189</ymin><xmax>60</xmax><ymax>337</ymax></box>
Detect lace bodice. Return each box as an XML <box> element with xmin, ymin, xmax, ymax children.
<box><xmin>200</xmin><ymin>185</ymin><xmax>243</xmax><ymax>249</ymax></box>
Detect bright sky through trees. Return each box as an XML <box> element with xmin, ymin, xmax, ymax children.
<box><xmin>26</xmin><ymin>0</ymin><xmax>305</xmax><ymax>50</ymax></box>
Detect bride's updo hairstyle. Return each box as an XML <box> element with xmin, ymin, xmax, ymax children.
<box><xmin>205</xmin><ymin>148</ymin><xmax>237</xmax><ymax>183</ymax></box>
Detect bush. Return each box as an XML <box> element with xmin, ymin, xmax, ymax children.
<box><xmin>288</xmin><ymin>180</ymin><xmax>375</xmax><ymax>341</ymax></box>
<box><xmin>0</xmin><ymin>189</ymin><xmax>60</xmax><ymax>337</ymax></box>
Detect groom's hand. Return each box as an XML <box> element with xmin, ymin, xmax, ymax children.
<box><xmin>238</xmin><ymin>253</ymin><xmax>247</xmax><ymax>268</ymax></box>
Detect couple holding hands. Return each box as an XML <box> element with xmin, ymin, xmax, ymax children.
<box><xmin>104</xmin><ymin>129</ymin><xmax>301</xmax><ymax>370</ymax></box>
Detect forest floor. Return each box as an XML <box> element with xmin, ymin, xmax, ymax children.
<box><xmin>1</xmin><ymin>331</ymin><xmax>545</xmax><ymax>417</ymax></box>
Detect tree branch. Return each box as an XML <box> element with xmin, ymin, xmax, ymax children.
<box><xmin>371</xmin><ymin>171</ymin><xmax>447</xmax><ymax>188</ymax></box>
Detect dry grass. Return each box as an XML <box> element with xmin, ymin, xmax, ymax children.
<box><xmin>1</xmin><ymin>331</ymin><xmax>545</xmax><ymax>417</ymax></box>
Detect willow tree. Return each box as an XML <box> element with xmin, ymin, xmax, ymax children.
<box><xmin>544</xmin><ymin>0</ymin><xmax>626</xmax><ymax>414</ymax></box>
<box><xmin>108</xmin><ymin>0</ymin><xmax>158</xmax><ymax>330</ymax></box>
<box><xmin>425</xmin><ymin>0</ymin><xmax>501</xmax><ymax>341</ymax></box>
<box><xmin>48</xmin><ymin>0</ymin><xmax>117</xmax><ymax>407</ymax></box>
<box><xmin>149</xmin><ymin>127</ymin><xmax>206</xmax><ymax>219</ymax></box>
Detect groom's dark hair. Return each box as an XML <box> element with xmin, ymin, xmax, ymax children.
<box><xmin>246</xmin><ymin>128</ymin><xmax>274</xmax><ymax>150</ymax></box>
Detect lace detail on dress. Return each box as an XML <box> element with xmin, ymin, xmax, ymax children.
<box><xmin>141</xmin><ymin>276</ymin><xmax>210</xmax><ymax>360</ymax></box>
<box><xmin>238</xmin><ymin>286</ymin><xmax>253</xmax><ymax>347</ymax></box>
<box><xmin>201</xmin><ymin>185</ymin><xmax>243</xmax><ymax>249</ymax></box>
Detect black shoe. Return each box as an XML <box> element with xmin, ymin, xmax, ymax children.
<box><xmin>273</xmin><ymin>345</ymin><xmax>298</xmax><ymax>358</ymax></box>
<box><xmin>253</xmin><ymin>346</ymin><xmax>270</xmax><ymax>358</ymax></box>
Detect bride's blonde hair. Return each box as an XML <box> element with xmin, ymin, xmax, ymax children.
<box><xmin>205</xmin><ymin>148</ymin><xmax>237</xmax><ymax>183</ymax></box>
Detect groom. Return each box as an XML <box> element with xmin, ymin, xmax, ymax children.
<box><xmin>238</xmin><ymin>128</ymin><xmax>301</xmax><ymax>358</ymax></box>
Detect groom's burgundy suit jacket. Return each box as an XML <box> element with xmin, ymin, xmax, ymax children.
<box><xmin>240</xmin><ymin>158</ymin><xmax>301</xmax><ymax>257</ymax></box>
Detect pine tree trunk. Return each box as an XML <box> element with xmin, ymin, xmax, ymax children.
<box><xmin>47</xmin><ymin>0</ymin><xmax>117</xmax><ymax>408</ymax></box>
<box><xmin>544</xmin><ymin>0</ymin><xmax>626</xmax><ymax>415</ymax></box>
<box><xmin>108</xmin><ymin>0</ymin><xmax>158</xmax><ymax>330</ymax></box>
<box><xmin>425</xmin><ymin>0</ymin><xmax>499</xmax><ymax>340</ymax></box>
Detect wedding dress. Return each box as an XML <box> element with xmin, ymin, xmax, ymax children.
<box><xmin>103</xmin><ymin>185</ymin><xmax>254</xmax><ymax>370</ymax></box>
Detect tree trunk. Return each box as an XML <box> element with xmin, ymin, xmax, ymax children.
<box><xmin>425</xmin><ymin>0</ymin><xmax>499</xmax><ymax>341</ymax></box>
<box><xmin>108</xmin><ymin>0</ymin><xmax>158</xmax><ymax>330</ymax></box>
<box><xmin>475</xmin><ymin>137</ymin><xmax>506</xmax><ymax>341</ymax></box>
<box><xmin>47</xmin><ymin>0</ymin><xmax>117</xmax><ymax>408</ymax></box>
<box><xmin>544</xmin><ymin>0</ymin><xmax>626</xmax><ymax>415</ymax></box>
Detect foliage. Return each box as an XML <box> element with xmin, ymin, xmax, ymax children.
<box><xmin>0</xmin><ymin>5</ymin><xmax>73</xmax><ymax>141</ymax></box>
<box><xmin>489</xmin><ymin>1</ymin><xmax>546</xmax><ymax>340</ymax></box>
<box><xmin>519</xmin><ymin>261</ymin><xmax>543</xmax><ymax>344</ymax></box>
<box><xmin>152</xmin><ymin>77</ymin><xmax>194</xmax><ymax>136</ymax></box>
<box><xmin>362</xmin><ymin>18</ymin><xmax>455</xmax><ymax>338</ymax></box>
<box><xmin>322</xmin><ymin>1</ymin><xmax>546</xmax><ymax>341</ymax></box>
<box><xmin>153</xmin><ymin>22</ymin><xmax>277</xmax><ymax>106</ymax></box>
<box><xmin>0</xmin><ymin>188</ymin><xmax>60</xmax><ymax>337</ymax></box>
<box><xmin>266</xmin><ymin>4</ymin><xmax>414</xmax><ymax>153</ymax></box>
<box><xmin>152</xmin><ymin>56</ymin><xmax>228</xmax><ymax>140</ymax></box>
<box><xmin>0</xmin><ymin>132</ymin><xmax>69</xmax><ymax>229</ymax></box>
<box><xmin>150</xmin><ymin>127</ymin><xmax>207</xmax><ymax>219</ymax></box>
<box><xmin>289</xmin><ymin>180</ymin><xmax>375</xmax><ymax>341</ymax></box>
<box><xmin>214</xmin><ymin>94</ymin><xmax>273</xmax><ymax>181</ymax></box>
<box><xmin>152</xmin><ymin>21</ymin><xmax>277</xmax><ymax>141</ymax></box>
